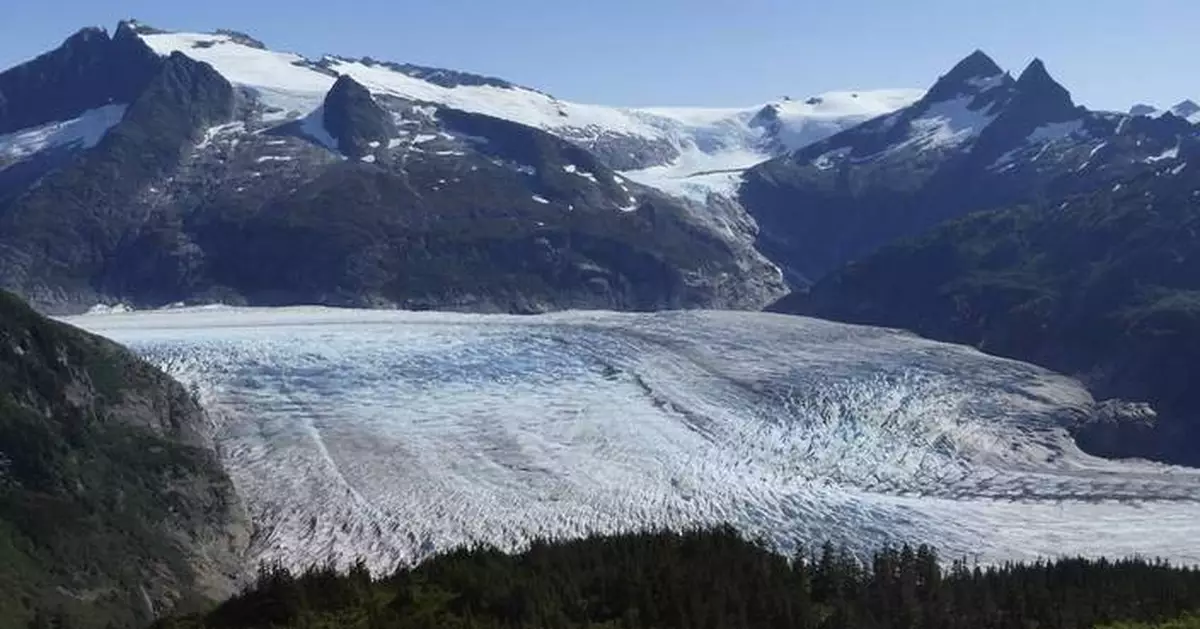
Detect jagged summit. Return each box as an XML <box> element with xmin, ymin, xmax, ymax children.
<box><xmin>1013</xmin><ymin>57</ymin><xmax>1070</xmax><ymax>98</ymax></box>
<box><xmin>66</xmin><ymin>25</ymin><xmax>109</xmax><ymax>42</ymax></box>
<box><xmin>949</xmin><ymin>49</ymin><xmax>1005</xmax><ymax>80</ymax></box>
<box><xmin>739</xmin><ymin>44</ymin><xmax>1189</xmax><ymax>290</ymax></box>
<box><xmin>923</xmin><ymin>49</ymin><xmax>1008</xmax><ymax>103</ymax></box>
<box><xmin>788</xmin><ymin>50</ymin><xmax>1073</xmax><ymax>166</ymax></box>
<box><xmin>0</xmin><ymin>21</ymin><xmax>160</xmax><ymax>135</ymax></box>
<box><xmin>1005</xmin><ymin>57</ymin><xmax>1077</xmax><ymax>121</ymax></box>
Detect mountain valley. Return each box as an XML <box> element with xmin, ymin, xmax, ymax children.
<box><xmin>2</xmin><ymin>15</ymin><xmax>1200</xmax><ymax>628</ymax></box>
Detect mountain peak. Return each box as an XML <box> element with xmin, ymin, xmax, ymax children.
<box><xmin>1017</xmin><ymin>58</ymin><xmax>1052</xmax><ymax>83</ymax></box>
<box><xmin>0</xmin><ymin>20</ymin><xmax>160</xmax><ymax>136</ymax></box>
<box><xmin>64</xmin><ymin>26</ymin><xmax>110</xmax><ymax>46</ymax></box>
<box><xmin>953</xmin><ymin>49</ymin><xmax>1005</xmax><ymax>79</ymax></box>
<box><xmin>118</xmin><ymin>19</ymin><xmax>167</xmax><ymax>36</ymax></box>
<box><xmin>1009</xmin><ymin>57</ymin><xmax>1076</xmax><ymax>120</ymax></box>
<box><xmin>1171</xmin><ymin>99</ymin><xmax>1200</xmax><ymax>119</ymax></box>
<box><xmin>1130</xmin><ymin>104</ymin><xmax>1159</xmax><ymax>117</ymax></box>
<box><xmin>924</xmin><ymin>50</ymin><xmax>1007</xmax><ymax>102</ymax></box>
<box><xmin>328</xmin><ymin>73</ymin><xmax>368</xmax><ymax>98</ymax></box>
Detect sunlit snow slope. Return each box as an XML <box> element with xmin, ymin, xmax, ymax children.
<box><xmin>0</xmin><ymin>104</ymin><xmax>127</xmax><ymax>169</ymax></box>
<box><xmin>67</xmin><ymin>307</ymin><xmax>1200</xmax><ymax>572</ymax></box>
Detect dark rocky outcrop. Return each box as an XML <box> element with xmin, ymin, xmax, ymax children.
<box><xmin>330</xmin><ymin>56</ymin><xmax>525</xmax><ymax>90</ymax></box>
<box><xmin>321</xmin><ymin>75</ymin><xmax>397</xmax><ymax>159</ymax></box>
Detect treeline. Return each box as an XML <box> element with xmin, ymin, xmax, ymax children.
<box><xmin>150</xmin><ymin>526</ymin><xmax>1200</xmax><ymax>629</ymax></box>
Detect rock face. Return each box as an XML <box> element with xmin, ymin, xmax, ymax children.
<box><xmin>0</xmin><ymin>290</ymin><xmax>248</xmax><ymax>628</ymax></box>
<box><xmin>321</xmin><ymin>75</ymin><xmax>397</xmax><ymax>160</ymax></box>
<box><xmin>0</xmin><ymin>47</ymin><xmax>236</xmax><ymax>309</ymax></box>
<box><xmin>187</xmin><ymin>106</ymin><xmax>782</xmax><ymax>312</ymax></box>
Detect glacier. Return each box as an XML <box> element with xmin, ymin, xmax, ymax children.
<box><xmin>65</xmin><ymin>307</ymin><xmax>1200</xmax><ymax>573</ymax></box>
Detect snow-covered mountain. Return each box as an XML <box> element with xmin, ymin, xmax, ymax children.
<box><xmin>0</xmin><ymin>21</ymin><xmax>918</xmax><ymax>200</ymax></box>
<box><xmin>739</xmin><ymin>50</ymin><xmax>1200</xmax><ymax>285</ymax></box>
<box><xmin>0</xmin><ymin>20</ymin><xmax>811</xmax><ymax>312</ymax></box>
<box><xmin>2</xmin><ymin>21</ymin><xmax>1195</xmax><ymax>313</ymax></box>
<box><xmin>128</xmin><ymin>22</ymin><xmax>918</xmax><ymax>199</ymax></box>
<box><xmin>621</xmin><ymin>92</ymin><xmax>920</xmax><ymax>199</ymax></box>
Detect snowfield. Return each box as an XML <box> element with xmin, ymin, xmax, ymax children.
<box><xmin>66</xmin><ymin>307</ymin><xmax>1200</xmax><ymax>573</ymax></box>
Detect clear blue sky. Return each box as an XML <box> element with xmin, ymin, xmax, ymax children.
<box><xmin>2</xmin><ymin>0</ymin><xmax>1197</xmax><ymax>110</ymax></box>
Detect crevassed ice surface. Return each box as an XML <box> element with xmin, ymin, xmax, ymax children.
<box><xmin>66</xmin><ymin>307</ymin><xmax>1200</xmax><ymax>572</ymax></box>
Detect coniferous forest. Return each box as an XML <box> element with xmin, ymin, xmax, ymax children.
<box><xmin>145</xmin><ymin>526</ymin><xmax>1200</xmax><ymax>629</ymax></box>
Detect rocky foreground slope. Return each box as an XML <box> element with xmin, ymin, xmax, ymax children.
<box><xmin>0</xmin><ymin>290</ymin><xmax>248</xmax><ymax>628</ymax></box>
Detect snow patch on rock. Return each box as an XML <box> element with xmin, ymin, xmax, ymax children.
<box><xmin>0</xmin><ymin>104</ymin><xmax>127</xmax><ymax>167</ymax></box>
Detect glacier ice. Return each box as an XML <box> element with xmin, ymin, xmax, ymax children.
<box><xmin>65</xmin><ymin>307</ymin><xmax>1200</xmax><ymax>573</ymax></box>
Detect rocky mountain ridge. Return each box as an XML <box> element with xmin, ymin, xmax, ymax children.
<box><xmin>0</xmin><ymin>21</ymin><xmax>807</xmax><ymax>312</ymax></box>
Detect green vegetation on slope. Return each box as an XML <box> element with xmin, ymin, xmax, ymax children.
<box><xmin>156</xmin><ymin>527</ymin><xmax>1200</xmax><ymax>629</ymax></box>
<box><xmin>0</xmin><ymin>291</ymin><xmax>246</xmax><ymax>629</ymax></box>
<box><xmin>1101</xmin><ymin>616</ymin><xmax>1200</xmax><ymax>629</ymax></box>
